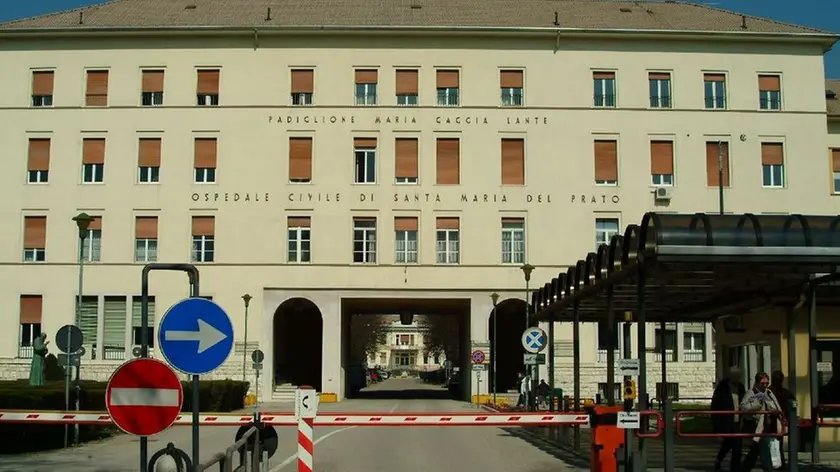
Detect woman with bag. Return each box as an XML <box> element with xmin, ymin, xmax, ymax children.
<box><xmin>740</xmin><ymin>372</ymin><xmax>784</xmax><ymax>471</ymax></box>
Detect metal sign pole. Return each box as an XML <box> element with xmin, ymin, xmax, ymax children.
<box><xmin>139</xmin><ymin>264</ymin><xmax>200</xmax><ymax>472</ymax></box>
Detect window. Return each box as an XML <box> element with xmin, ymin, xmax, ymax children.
<box><xmin>501</xmin><ymin>138</ymin><xmax>525</xmax><ymax>185</ymax></box>
<box><xmin>289</xmin><ymin>137</ymin><xmax>313</xmax><ymax>183</ymax></box>
<box><xmin>703</xmin><ymin>73</ymin><xmax>726</xmax><ymax>109</ymax></box>
<box><xmin>196</xmin><ymin>69</ymin><xmax>220</xmax><ymax>106</ymax></box>
<box><xmin>141</xmin><ymin>70</ymin><xmax>164</xmax><ymax>106</ymax></box>
<box><xmin>82</xmin><ymin>138</ymin><xmax>105</xmax><ymax>183</ymax></box>
<box><xmin>194</xmin><ymin>138</ymin><xmax>217</xmax><ymax>184</ymax></box>
<box><xmin>758</xmin><ymin>74</ymin><xmax>781</xmax><ymax>110</ymax></box>
<box><xmin>436</xmin><ymin>217</ymin><xmax>460</xmax><ymax>264</ymax></box>
<box><xmin>761</xmin><ymin>143</ymin><xmax>784</xmax><ymax>188</ymax></box>
<box><xmin>655</xmin><ymin>327</ymin><xmax>678</xmax><ymax>362</ymax></box>
<box><xmin>395</xmin><ymin>138</ymin><xmax>418</xmax><ymax>184</ymax></box>
<box><xmin>85</xmin><ymin>70</ymin><xmax>109</xmax><ymax>106</ymax></box>
<box><xmin>19</xmin><ymin>295</ymin><xmax>42</xmax><ymax>359</ymax></box>
<box><xmin>23</xmin><ymin>216</ymin><xmax>47</xmax><ymax>262</ymax></box>
<box><xmin>594</xmin><ymin>140</ymin><xmax>618</xmax><ymax>185</ymax></box>
<box><xmin>287</xmin><ymin>216</ymin><xmax>311</xmax><ymax>263</ymax></box>
<box><xmin>354</xmin><ymin>138</ymin><xmax>377</xmax><ymax>184</ymax></box>
<box><xmin>134</xmin><ymin>216</ymin><xmax>158</xmax><ymax>262</ymax></box>
<box><xmin>131</xmin><ymin>296</ymin><xmax>156</xmax><ymax>349</ymax></box>
<box><xmin>500</xmin><ymin>70</ymin><xmax>523</xmax><ymax>106</ymax></box>
<box><xmin>138</xmin><ymin>138</ymin><xmax>161</xmax><ymax>184</ymax></box>
<box><xmin>501</xmin><ymin>218</ymin><xmax>525</xmax><ymax>264</ymax></box>
<box><xmin>436</xmin><ymin>138</ymin><xmax>460</xmax><ymax>185</ymax></box>
<box><xmin>683</xmin><ymin>329</ymin><xmax>707</xmax><ymax>362</ymax></box>
<box><xmin>648</xmin><ymin>72</ymin><xmax>671</xmax><ymax>108</ymax></box>
<box><xmin>436</xmin><ymin>70</ymin><xmax>459</xmax><ymax>106</ymax></box>
<box><xmin>353</xmin><ymin>217</ymin><xmax>377</xmax><ymax>263</ymax></box>
<box><xmin>27</xmin><ymin>138</ymin><xmax>50</xmax><ymax>183</ymax></box>
<box><xmin>103</xmin><ymin>296</ymin><xmax>127</xmax><ymax>360</ymax></box>
<box><xmin>191</xmin><ymin>216</ymin><xmax>215</xmax><ymax>262</ymax></box>
<box><xmin>395</xmin><ymin>217</ymin><xmax>419</xmax><ymax>264</ymax></box>
<box><xmin>593</xmin><ymin>71</ymin><xmax>616</xmax><ymax>107</ymax></box>
<box><xmin>291</xmin><ymin>69</ymin><xmax>314</xmax><ymax>105</ymax></box>
<box><xmin>705</xmin><ymin>141</ymin><xmax>730</xmax><ymax>187</ymax></box>
<box><xmin>656</xmin><ymin>382</ymin><xmax>680</xmax><ymax>401</ymax></box>
<box><xmin>355</xmin><ymin>69</ymin><xmax>378</xmax><ymax>105</ymax></box>
<box><xmin>650</xmin><ymin>141</ymin><xmax>674</xmax><ymax>186</ymax></box>
<box><xmin>31</xmin><ymin>71</ymin><xmax>54</xmax><ymax>107</ymax></box>
<box><xmin>832</xmin><ymin>149</ymin><xmax>840</xmax><ymax>194</ymax></box>
<box><xmin>597</xmin><ymin>322</ymin><xmax>619</xmax><ymax>351</ymax></box>
<box><xmin>81</xmin><ymin>217</ymin><xmax>102</xmax><ymax>262</ymax></box>
<box><xmin>595</xmin><ymin>218</ymin><xmax>619</xmax><ymax>248</ymax></box>
<box><xmin>396</xmin><ymin>70</ymin><xmax>418</xmax><ymax>106</ymax></box>
<box><xmin>77</xmin><ymin>295</ymin><xmax>98</xmax><ymax>349</ymax></box>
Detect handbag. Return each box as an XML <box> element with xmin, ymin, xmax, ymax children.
<box><xmin>769</xmin><ymin>438</ymin><xmax>782</xmax><ymax>469</ymax></box>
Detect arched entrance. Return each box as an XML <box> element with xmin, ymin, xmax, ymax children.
<box><xmin>488</xmin><ymin>298</ymin><xmax>527</xmax><ymax>394</ymax></box>
<box><xmin>273</xmin><ymin>298</ymin><xmax>323</xmax><ymax>391</ymax></box>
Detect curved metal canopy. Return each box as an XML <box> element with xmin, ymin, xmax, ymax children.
<box><xmin>531</xmin><ymin>212</ymin><xmax>840</xmax><ymax>323</ymax></box>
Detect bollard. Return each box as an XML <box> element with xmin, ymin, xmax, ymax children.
<box><xmin>148</xmin><ymin>442</ymin><xmax>192</xmax><ymax>472</ymax></box>
<box><xmin>588</xmin><ymin>405</ymin><xmax>624</xmax><ymax>472</ymax></box>
<box><xmin>788</xmin><ymin>399</ymin><xmax>799</xmax><ymax>472</ymax></box>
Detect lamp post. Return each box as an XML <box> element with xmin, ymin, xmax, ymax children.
<box><xmin>241</xmin><ymin>294</ymin><xmax>252</xmax><ymax>386</ymax></box>
<box><xmin>520</xmin><ymin>263</ymin><xmax>535</xmax><ymax>411</ymax></box>
<box><xmin>70</xmin><ymin>212</ymin><xmax>93</xmax><ymax>448</ymax></box>
<box><xmin>490</xmin><ymin>292</ymin><xmax>499</xmax><ymax>406</ymax></box>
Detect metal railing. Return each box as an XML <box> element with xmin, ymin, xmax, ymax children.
<box><xmin>197</xmin><ymin>425</ymin><xmax>264</xmax><ymax>472</ymax></box>
<box><xmin>596</xmin><ymin>349</ymin><xmax>620</xmax><ymax>363</ymax></box>
<box><xmin>17</xmin><ymin>345</ymin><xmax>33</xmax><ymax>358</ymax></box>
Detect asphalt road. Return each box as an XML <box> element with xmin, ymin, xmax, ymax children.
<box><xmin>0</xmin><ymin>378</ymin><xmax>586</xmax><ymax>472</ymax></box>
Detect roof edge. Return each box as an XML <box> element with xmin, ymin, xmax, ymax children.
<box><xmin>0</xmin><ymin>24</ymin><xmax>837</xmax><ymax>46</ymax></box>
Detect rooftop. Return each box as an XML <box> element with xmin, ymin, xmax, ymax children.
<box><xmin>0</xmin><ymin>0</ymin><xmax>835</xmax><ymax>38</ymax></box>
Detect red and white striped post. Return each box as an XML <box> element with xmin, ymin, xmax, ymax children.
<box><xmin>295</xmin><ymin>385</ymin><xmax>318</xmax><ymax>472</ymax></box>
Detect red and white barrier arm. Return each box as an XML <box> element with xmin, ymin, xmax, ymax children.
<box><xmin>0</xmin><ymin>411</ymin><xmax>590</xmax><ymax>427</ymax></box>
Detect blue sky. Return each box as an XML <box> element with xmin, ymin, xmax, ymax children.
<box><xmin>1</xmin><ymin>0</ymin><xmax>839</xmax><ymax>78</ymax></box>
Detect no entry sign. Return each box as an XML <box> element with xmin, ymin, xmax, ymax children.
<box><xmin>106</xmin><ymin>358</ymin><xmax>184</xmax><ymax>436</ymax></box>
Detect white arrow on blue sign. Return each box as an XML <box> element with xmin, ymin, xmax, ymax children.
<box><xmin>521</xmin><ymin>327</ymin><xmax>547</xmax><ymax>354</ymax></box>
<box><xmin>158</xmin><ymin>297</ymin><xmax>234</xmax><ymax>375</ymax></box>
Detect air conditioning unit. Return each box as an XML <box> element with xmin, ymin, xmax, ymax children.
<box><xmin>654</xmin><ymin>187</ymin><xmax>672</xmax><ymax>201</ymax></box>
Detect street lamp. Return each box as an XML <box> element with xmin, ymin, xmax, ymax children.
<box><xmin>241</xmin><ymin>294</ymin><xmax>252</xmax><ymax>386</ymax></box>
<box><xmin>520</xmin><ymin>263</ymin><xmax>535</xmax><ymax>411</ymax></box>
<box><xmin>490</xmin><ymin>292</ymin><xmax>499</xmax><ymax>406</ymax></box>
<box><xmin>70</xmin><ymin>212</ymin><xmax>93</xmax><ymax>448</ymax></box>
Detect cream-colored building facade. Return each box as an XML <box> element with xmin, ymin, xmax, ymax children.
<box><xmin>0</xmin><ymin>0</ymin><xmax>836</xmax><ymax>401</ymax></box>
<box><xmin>367</xmin><ymin>320</ymin><xmax>447</xmax><ymax>371</ymax></box>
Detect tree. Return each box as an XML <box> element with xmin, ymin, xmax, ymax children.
<box><xmin>419</xmin><ymin>315</ymin><xmax>459</xmax><ymax>361</ymax></box>
<box><xmin>349</xmin><ymin>315</ymin><xmax>389</xmax><ymax>364</ymax></box>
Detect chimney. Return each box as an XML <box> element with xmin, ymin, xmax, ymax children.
<box><xmin>78</xmin><ymin>11</ymin><xmax>84</xmax><ymax>25</ymax></box>
<box><xmin>265</xmin><ymin>7</ymin><xmax>272</xmax><ymax>21</ymax></box>
<box><xmin>553</xmin><ymin>11</ymin><xmax>559</xmax><ymax>26</ymax></box>
<box><xmin>741</xmin><ymin>15</ymin><xmax>747</xmax><ymax>29</ymax></box>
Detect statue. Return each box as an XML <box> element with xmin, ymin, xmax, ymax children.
<box><xmin>28</xmin><ymin>333</ymin><xmax>49</xmax><ymax>386</ymax></box>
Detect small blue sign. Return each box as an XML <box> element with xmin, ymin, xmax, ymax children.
<box><xmin>521</xmin><ymin>327</ymin><xmax>547</xmax><ymax>354</ymax></box>
<box><xmin>158</xmin><ymin>297</ymin><xmax>234</xmax><ymax>375</ymax></box>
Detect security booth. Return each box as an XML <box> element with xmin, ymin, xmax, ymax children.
<box><xmin>530</xmin><ymin>212</ymin><xmax>840</xmax><ymax>471</ymax></box>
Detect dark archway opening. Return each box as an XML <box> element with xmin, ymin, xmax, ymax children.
<box><xmin>273</xmin><ymin>297</ymin><xmax>323</xmax><ymax>391</ymax></box>
<box><xmin>489</xmin><ymin>299</ymin><xmax>527</xmax><ymax>394</ymax></box>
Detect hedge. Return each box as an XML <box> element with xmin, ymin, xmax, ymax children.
<box><xmin>0</xmin><ymin>375</ymin><xmax>249</xmax><ymax>454</ymax></box>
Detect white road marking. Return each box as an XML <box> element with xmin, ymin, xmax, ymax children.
<box><xmin>269</xmin><ymin>403</ymin><xmax>399</xmax><ymax>471</ymax></box>
<box><xmin>108</xmin><ymin>388</ymin><xmax>180</xmax><ymax>407</ymax></box>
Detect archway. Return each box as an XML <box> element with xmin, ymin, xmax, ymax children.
<box><xmin>273</xmin><ymin>298</ymin><xmax>323</xmax><ymax>391</ymax></box>
<box><xmin>488</xmin><ymin>298</ymin><xmax>527</xmax><ymax>394</ymax></box>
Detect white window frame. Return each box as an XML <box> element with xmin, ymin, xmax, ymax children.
<box><xmin>19</xmin><ymin>322</ymin><xmax>42</xmax><ymax>357</ymax></box>
<box><xmin>704</xmin><ymin>77</ymin><xmax>727</xmax><ymax>109</ymax></box>
<box><xmin>759</xmin><ymin>89</ymin><xmax>781</xmax><ymax>111</ymax></box>
<box><xmin>141</xmin><ymin>91</ymin><xmax>163</xmax><ymax>107</ymax></box>
<box><xmin>354</xmin><ymin>147</ymin><xmax>376</xmax><ymax>184</ymax></box>
<box><xmin>134</xmin><ymin>238</ymin><xmax>158</xmax><ymax>262</ymax></box>
<box><xmin>287</xmin><ymin>226</ymin><xmax>311</xmax><ymax>263</ymax></box>
<box><xmin>194</xmin><ymin>167</ymin><xmax>216</xmax><ymax>184</ymax></box>
<box><xmin>138</xmin><ymin>165</ymin><xmax>159</xmax><ymax>184</ymax></box>
<box><xmin>23</xmin><ymin>248</ymin><xmax>46</xmax><ymax>263</ymax></box>
<box><xmin>397</xmin><ymin>94</ymin><xmax>418</xmax><ymax>106</ymax></box>
<box><xmin>595</xmin><ymin>218</ymin><xmax>620</xmax><ymax>248</ymax></box>
<box><xmin>395</xmin><ymin>176</ymin><xmax>418</xmax><ymax>184</ymax></box>
<box><xmin>436</xmin><ymin>87</ymin><xmax>459</xmax><ymax>106</ymax></box>
<box><xmin>81</xmin><ymin>229</ymin><xmax>102</xmax><ymax>262</ymax></box>
<box><xmin>395</xmin><ymin>229</ymin><xmax>418</xmax><ymax>264</ymax></box>
<box><xmin>355</xmin><ymin>83</ymin><xmax>377</xmax><ymax>106</ymax></box>
<box><xmin>353</xmin><ymin>220</ymin><xmax>377</xmax><ymax>264</ymax></box>
<box><xmin>501</xmin><ymin>220</ymin><xmax>525</xmax><ymax>265</ymax></box>
<box><xmin>436</xmin><ymin>229</ymin><xmax>460</xmax><ymax>264</ymax></box>
<box><xmin>28</xmin><ymin>170</ymin><xmax>49</xmax><ymax>184</ymax></box>
<box><xmin>651</xmin><ymin>173</ymin><xmax>674</xmax><ymax>186</ymax></box>
<box><xmin>762</xmin><ymin>163</ymin><xmax>785</xmax><ymax>188</ymax></box>
<box><xmin>191</xmin><ymin>235</ymin><xmax>215</xmax><ymax>262</ymax></box>
<box><xmin>501</xmin><ymin>87</ymin><xmax>523</xmax><ymax>106</ymax></box>
<box><xmin>833</xmin><ymin>171</ymin><xmax>840</xmax><ymax>194</ymax></box>
<box><xmin>82</xmin><ymin>163</ymin><xmax>104</xmax><ymax>184</ymax></box>
<box><xmin>649</xmin><ymin>77</ymin><xmax>672</xmax><ymax>108</ymax></box>
<box><xmin>593</xmin><ymin>76</ymin><xmax>616</xmax><ymax>108</ymax></box>
<box><xmin>291</xmin><ymin>92</ymin><xmax>313</xmax><ymax>106</ymax></box>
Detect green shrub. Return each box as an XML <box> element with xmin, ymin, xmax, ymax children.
<box><xmin>0</xmin><ymin>379</ymin><xmax>249</xmax><ymax>454</ymax></box>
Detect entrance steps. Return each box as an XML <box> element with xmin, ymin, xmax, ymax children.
<box><xmin>272</xmin><ymin>383</ymin><xmax>297</xmax><ymax>402</ymax></box>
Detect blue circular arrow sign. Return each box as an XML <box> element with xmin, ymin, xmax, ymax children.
<box><xmin>158</xmin><ymin>297</ymin><xmax>234</xmax><ymax>375</ymax></box>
